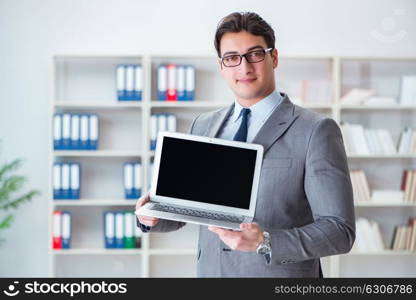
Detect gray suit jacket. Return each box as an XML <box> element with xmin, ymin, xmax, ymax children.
<box><xmin>145</xmin><ymin>93</ymin><xmax>355</xmax><ymax>277</ymax></box>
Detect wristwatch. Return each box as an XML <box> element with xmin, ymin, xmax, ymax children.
<box><xmin>256</xmin><ymin>231</ymin><xmax>272</xmax><ymax>264</ymax></box>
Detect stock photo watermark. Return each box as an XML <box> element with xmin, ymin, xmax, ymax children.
<box><xmin>370</xmin><ymin>9</ymin><xmax>407</xmax><ymax>43</ymax></box>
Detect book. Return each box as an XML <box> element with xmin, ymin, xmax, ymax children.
<box><xmin>399</xmin><ymin>76</ymin><xmax>416</xmax><ymax>105</ymax></box>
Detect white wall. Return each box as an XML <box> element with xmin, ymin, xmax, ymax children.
<box><xmin>0</xmin><ymin>0</ymin><xmax>415</xmax><ymax>276</ymax></box>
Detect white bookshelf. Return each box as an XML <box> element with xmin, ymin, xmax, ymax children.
<box><xmin>53</xmin><ymin>150</ymin><xmax>143</xmax><ymax>157</ymax></box>
<box><xmin>48</xmin><ymin>54</ymin><xmax>416</xmax><ymax>278</ymax></box>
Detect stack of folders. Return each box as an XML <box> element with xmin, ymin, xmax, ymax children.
<box><xmin>391</xmin><ymin>217</ymin><xmax>416</xmax><ymax>252</ymax></box>
<box><xmin>352</xmin><ymin>218</ymin><xmax>385</xmax><ymax>253</ymax></box>
<box><xmin>116</xmin><ymin>64</ymin><xmax>143</xmax><ymax>101</ymax></box>
<box><xmin>53</xmin><ymin>162</ymin><xmax>81</xmax><ymax>200</ymax></box>
<box><xmin>300</xmin><ymin>79</ymin><xmax>332</xmax><ymax>104</ymax></box>
<box><xmin>400</xmin><ymin>76</ymin><xmax>416</xmax><ymax>105</ymax></box>
<box><xmin>104</xmin><ymin>211</ymin><xmax>142</xmax><ymax>249</ymax></box>
<box><xmin>402</xmin><ymin>170</ymin><xmax>416</xmax><ymax>203</ymax></box>
<box><xmin>350</xmin><ymin>169</ymin><xmax>371</xmax><ymax>203</ymax></box>
<box><xmin>157</xmin><ymin>64</ymin><xmax>195</xmax><ymax>101</ymax></box>
<box><xmin>150</xmin><ymin>113</ymin><xmax>177</xmax><ymax>150</ymax></box>
<box><xmin>397</xmin><ymin>128</ymin><xmax>416</xmax><ymax>154</ymax></box>
<box><xmin>54</xmin><ymin>113</ymin><xmax>99</xmax><ymax>150</ymax></box>
<box><xmin>52</xmin><ymin>210</ymin><xmax>72</xmax><ymax>249</ymax></box>
<box><xmin>124</xmin><ymin>162</ymin><xmax>142</xmax><ymax>199</ymax></box>
<box><xmin>340</xmin><ymin>122</ymin><xmax>396</xmax><ymax>155</ymax></box>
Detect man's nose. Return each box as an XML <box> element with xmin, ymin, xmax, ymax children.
<box><xmin>238</xmin><ymin>56</ymin><xmax>254</xmax><ymax>74</ymax></box>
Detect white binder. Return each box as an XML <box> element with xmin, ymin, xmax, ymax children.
<box><xmin>134</xmin><ymin>163</ymin><xmax>142</xmax><ymax>196</ymax></box>
<box><xmin>70</xmin><ymin>163</ymin><xmax>80</xmax><ymax>199</ymax></box>
<box><xmin>70</xmin><ymin>114</ymin><xmax>80</xmax><ymax>149</ymax></box>
<box><xmin>62</xmin><ymin>113</ymin><xmax>71</xmax><ymax>149</ymax></box>
<box><xmin>61</xmin><ymin>212</ymin><xmax>71</xmax><ymax>249</ymax></box>
<box><xmin>61</xmin><ymin>163</ymin><xmax>70</xmax><ymax>199</ymax></box>
<box><xmin>89</xmin><ymin>114</ymin><xmax>99</xmax><ymax>150</ymax></box>
<box><xmin>80</xmin><ymin>114</ymin><xmax>89</xmax><ymax>150</ymax></box>
<box><xmin>53</xmin><ymin>114</ymin><xmax>62</xmax><ymax>149</ymax></box>
<box><xmin>125</xmin><ymin>65</ymin><xmax>135</xmax><ymax>100</ymax></box>
<box><xmin>167</xmin><ymin>114</ymin><xmax>176</xmax><ymax>132</ymax></box>
<box><xmin>115</xmin><ymin>212</ymin><xmax>124</xmax><ymax>248</ymax></box>
<box><xmin>116</xmin><ymin>64</ymin><xmax>126</xmax><ymax>100</ymax></box>
<box><xmin>53</xmin><ymin>163</ymin><xmax>61</xmax><ymax>199</ymax></box>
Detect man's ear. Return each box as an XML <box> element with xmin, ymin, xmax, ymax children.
<box><xmin>272</xmin><ymin>48</ymin><xmax>278</xmax><ymax>69</ymax></box>
<box><xmin>217</xmin><ymin>58</ymin><xmax>223</xmax><ymax>70</ymax></box>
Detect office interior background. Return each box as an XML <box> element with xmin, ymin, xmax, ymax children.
<box><xmin>1</xmin><ymin>0</ymin><xmax>416</xmax><ymax>277</ymax></box>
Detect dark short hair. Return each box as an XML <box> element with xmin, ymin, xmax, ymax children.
<box><xmin>214</xmin><ymin>12</ymin><xmax>276</xmax><ymax>58</ymax></box>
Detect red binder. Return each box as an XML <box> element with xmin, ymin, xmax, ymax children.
<box><xmin>167</xmin><ymin>64</ymin><xmax>177</xmax><ymax>101</ymax></box>
<box><xmin>52</xmin><ymin>210</ymin><xmax>62</xmax><ymax>249</ymax></box>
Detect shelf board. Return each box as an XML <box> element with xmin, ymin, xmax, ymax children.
<box><xmin>294</xmin><ymin>103</ymin><xmax>333</xmax><ymax>109</ymax></box>
<box><xmin>340</xmin><ymin>105</ymin><xmax>416</xmax><ymax>110</ymax></box>
<box><xmin>54</xmin><ymin>54</ymin><xmax>143</xmax><ymax>59</ymax></box>
<box><xmin>345</xmin><ymin>250</ymin><xmax>416</xmax><ymax>256</ymax></box>
<box><xmin>354</xmin><ymin>202</ymin><xmax>416</xmax><ymax>207</ymax></box>
<box><xmin>149</xmin><ymin>249</ymin><xmax>197</xmax><ymax>255</ymax></box>
<box><xmin>52</xmin><ymin>248</ymin><xmax>142</xmax><ymax>255</ymax></box>
<box><xmin>150</xmin><ymin>101</ymin><xmax>232</xmax><ymax>108</ymax></box>
<box><xmin>347</xmin><ymin>154</ymin><xmax>416</xmax><ymax>158</ymax></box>
<box><xmin>53</xmin><ymin>199</ymin><xmax>137</xmax><ymax>206</ymax></box>
<box><xmin>54</xmin><ymin>101</ymin><xmax>142</xmax><ymax>109</ymax></box>
<box><xmin>53</xmin><ymin>150</ymin><xmax>142</xmax><ymax>157</ymax></box>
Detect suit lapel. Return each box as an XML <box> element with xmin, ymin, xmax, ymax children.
<box><xmin>206</xmin><ymin>104</ymin><xmax>235</xmax><ymax>138</ymax></box>
<box><xmin>204</xmin><ymin>94</ymin><xmax>299</xmax><ymax>153</ymax></box>
<box><xmin>251</xmin><ymin>94</ymin><xmax>299</xmax><ymax>154</ymax></box>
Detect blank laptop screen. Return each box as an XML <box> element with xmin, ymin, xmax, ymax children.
<box><xmin>155</xmin><ymin>136</ymin><xmax>257</xmax><ymax>210</ymax></box>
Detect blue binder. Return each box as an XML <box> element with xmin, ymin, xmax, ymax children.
<box><xmin>79</xmin><ymin>114</ymin><xmax>89</xmax><ymax>150</ymax></box>
<box><xmin>116</xmin><ymin>64</ymin><xmax>126</xmax><ymax>101</ymax></box>
<box><xmin>185</xmin><ymin>65</ymin><xmax>195</xmax><ymax>100</ymax></box>
<box><xmin>150</xmin><ymin>114</ymin><xmax>158</xmax><ymax>150</ymax></box>
<box><xmin>133</xmin><ymin>64</ymin><xmax>142</xmax><ymax>101</ymax></box>
<box><xmin>53</xmin><ymin>162</ymin><xmax>62</xmax><ymax>199</ymax></box>
<box><xmin>62</xmin><ymin>113</ymin><xmax>71</xmax><ymax>149</ymax></box>
<box><xmin>157</xmin><ymin>64</ymin><xmax>167</xmax><ymax>100</ymax></box>
<box><xmin>115</xmin><ymin>212</ymin><xmax>124</xmax><ymax>248</ymax></box>
<box><xmin>70</xmin><ymin>114</ymin><xmax>80</xmax><ymax>150</ymax></box>
<box><xmin>177</xmin><ymin>65</ymin><xmax>186</xmax><ymax>100</ymax></box>
<box><xmin>124</xmin><ymin>163</ymin><xmax>135</xmax><ymax>199</ymax></box>
<box><xmin>125</xmin><ymin>65</ymin><xmax>135</xmax><ymax>101</ymax></box>
<box><xmin>88</xmin><ymin>114</ymin><xmax>99</xmax><ymax>150</ymax></box>
<box><xmin>133</xmin><ymin>162</ymin><xmax>142</xmax><ymax>198</ymax></box>
<box><xmin>61</xmin><ymin>211</ymin><xmax>71</xmax><ymax>249</ymax></box>
<box><xmin>61</xmin><ymin>163</ymin><xmax>71</xmax><ymax>199</ymax></box>
<box><xmin>69</xmin><ymin>163</ymin><xmax>80</xmax><ymax>200</ymax></box>
<box><xmin>104</xmin><ymin>211</ymin><xmax>116</xmax><ymax>248</ymax></box>
<box><xmin>53</xmin><ymin>113</ymin><xmax>63</xmax><ymax>150</ymax></box>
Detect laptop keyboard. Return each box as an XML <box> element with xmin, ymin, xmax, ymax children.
<box><xmin>152</xmin><ymin>203</ymin><xmax>244</xmax><ymax>223</ymax></box>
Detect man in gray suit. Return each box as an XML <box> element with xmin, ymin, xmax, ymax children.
<box><xmin>137</xmin><ymin>12</ymin><xmax>355</xmax><ymax>277</ymax></box>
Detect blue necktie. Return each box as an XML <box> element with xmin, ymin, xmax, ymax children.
<box><xmin>233</xmin><ymin>108</ymin><xmax>251</xmax><ymax>142</ymax></box>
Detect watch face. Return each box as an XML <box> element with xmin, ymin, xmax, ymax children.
<box><xmin>258</xmin><ymin>246</ymin><xmax>269</xmax><ymax>255</ymax></box>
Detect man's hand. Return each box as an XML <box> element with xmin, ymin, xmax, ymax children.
<box><xmin>208</xmin><ymin>223</ymin><xmax>264</xmax><ymax>252</ymax></box>
<box><xmin>135</xmin><ymin>192</ymin><xmax>160</xmax><ymax>227</ymax></box>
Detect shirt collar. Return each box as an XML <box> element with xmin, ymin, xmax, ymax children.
<box><xmin>231</xmin><ymin>90</ymin><xmax>282</xmax><ymax>123</ymax></box>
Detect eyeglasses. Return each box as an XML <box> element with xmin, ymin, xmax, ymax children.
<box><xmin>221</xmin><ymin>48</ymin><xmax>273</xmax><ymax>67</ymax></box>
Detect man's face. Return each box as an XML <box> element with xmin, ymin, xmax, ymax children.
<box><xmin>218</xmin><ymin>30</ymin><xmax>278</xmax><ymax>102</ymax></box>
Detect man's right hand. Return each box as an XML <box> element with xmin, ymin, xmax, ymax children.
<box><xmin>136</xmin><ymin>192</ymin><xmax>160</xmax><ymax>227</ymax></box>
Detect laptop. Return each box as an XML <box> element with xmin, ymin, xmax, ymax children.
<box><xmin>135</xmin><ymin>131</ymin><xmax>264</xmax><ymax>230</ymax></box>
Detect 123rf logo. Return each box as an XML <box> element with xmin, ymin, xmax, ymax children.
<box><xmin>3</xmin><ymin>281</ymin><xmax>127</xmax><ymax>297</ymax></box>
<box><xmin>3</xmin><ymin>281</ymin><xmax>20</xmax><ymax>297</ymax></box>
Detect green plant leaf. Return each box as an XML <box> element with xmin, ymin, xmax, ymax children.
<box><xmin>0</xmin><ymin>175</ymin><xmax>26</xmax><ymax>203</ymax></box>
<box><xmin>0</xmin><ymin>190</ymin><xmax>40</xmax><ymax>210</ymax></box>
<box><xmin>0</xmin><ymin>214</ymin><xmax>14</xmax><ymax>229</ymax></box>
<box><xmin>0</xmin><ymin>159</ymin><xmax>22</xmax><ymax>182</ymax></box>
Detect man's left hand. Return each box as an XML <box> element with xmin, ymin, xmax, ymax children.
<box><xmin>208</xmin><ymin>223</ymin><xmax>264</xmax><ymax>252</ymax></box>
